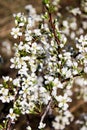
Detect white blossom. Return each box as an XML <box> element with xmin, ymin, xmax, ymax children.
<box><xmin>56</xmin><ymin>94</ymin><xmax>72</xmax><ymax>110</ymax></box>
<box><xmin>7</xmin><ymin>108</ymin><xmax>19</xmax><ymax>122</ymax></box>
<box><xmin>38</xmin><ymin>122</ymin><xmax>46</xmax><ymax>129</ymax></box>
<box><xmin>26</xmin><ymin>126</ymin><xmax>32</xmax><ymax>130</ymax></box>
<box><xmin>11</xmin><ymin>27</ymin><xmax>22</xmax><ymax>39</ymax></box>
<box><xmin>52</xmin><ymin>111</ymin><xmax>73</xmax><ymax>130</ymax></box>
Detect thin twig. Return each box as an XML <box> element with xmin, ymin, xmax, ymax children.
<box><xmin>6</xmin><ymin>119</ymin><xmax>12</xmax><ymax>130</ymax></box>
<box><xmin>40</xmin><ymin>99</ymin><xmax>52</xmax><ymax>123</ymax></box>
<box><xmin>61</xmin><ymin>70</ymin><xmax>83</xmax><ymax>83</ymax></box>
<box><xmin>44</xmin><ymin>3</ymin><xmax>60</xmax><ymax>45</ymax></box>
<box><xmin>49</xmin><ymin>12</ymin><xmax>60</xmax><ymax>45</ymax></box>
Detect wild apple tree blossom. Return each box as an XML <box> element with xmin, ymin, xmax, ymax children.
<box><xmin>0</xmin><ymin>0</ymin><xmax>87</xmax><ymax>130</ymax></box>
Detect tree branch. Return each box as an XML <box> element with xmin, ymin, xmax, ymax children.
<box><xmin>48</xmin><ymin>12</ymin><xmax>60</xmax><ymax>45</ymax></box>
<box><xmin>6</xmin><ymin>119</ymin><xmax>12</xmax><ymax>130</ymax></box>
<box><xmin>40</xmin><ymin>99</ymin><xmax>52</xmax><ymax>123</ymax></box>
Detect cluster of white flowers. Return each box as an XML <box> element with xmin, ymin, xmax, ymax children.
<box><xmin>75</xmin><ymin>77</ymin><xmax>87</xmax><ymax>102</ymax></box>
<box><xmin>76</xmin><ymin>113</ymin><xmax>87</xmax><ymax>130</ymax></box>
<box><xmin>76</xmin><ymin>35</ymin><xmax>87</xmax><ymax>74</ymax></box>
<box><xmin>0</xmin><ymin>76</ymin><xmax>14</xmax><ymax>103</ymax></box>
<box><xmin>25</xmin><ymin>4</ymin><xmax>41</xmax><ymax>25</ymax></box>
<box><xmin>52</xmin><ymin>0</ymin><xmax>60</xmax><ymax>11</ymax></box>
<box><xmin>70</xmin><ymin>7</ymin><xmax>81</xmax><ymax>16</ymax></box>
<box><xmin>0</xmin><ymin>1</ymin><xmax>87</xmax><ymax>130</ymax></box>
<box><xmin>52</xmin><ymin>110</ymin><xmax>74</xmax><ymax>130</ymax></box>
<box><xmin>55</xmin><ymin>0</ymin><xmax>87</xmax><ymax>41</ymax></box>
<box><xmin>81</xmin><ymin>0</ymin><xmax>87</xmax><ymax>13</ymax></box>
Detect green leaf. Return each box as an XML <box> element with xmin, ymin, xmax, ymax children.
<box><xmin>43</xmin><ymin>12</ymin><xmax>48</xmax><ymax>19</ymax></box>
<box><xmin>0</xmin><ymin>125</ymin><xmax>3</xmax><ymax>129</ymax></box>
<box><xmin>48</xmin><ymin>5</ymin><xmax>55</xmax><ymax>13</ymax></box>
<box><xmin>14</xmin><ymin>108</ymin><xmax>21</xmax><ymax>114</ymax></box>
<box><xmin>57</xmin><ymin>32</ymin><xmax>61</xmax><ymax>40</ymax></box>
<box><xmin>45</xmin><ymin>81</ymin><xmax>54</xmax><ymax>91</ymax></box>
<box><xmin>43</xmin><ymin>0</ymin><xmax>50</xmax><ymax>4</ymax></box>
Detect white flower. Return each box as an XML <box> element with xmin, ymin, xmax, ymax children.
<box><xmin>2</xmin><ymin>76</ymin><xmax>12</xmax><ymax>82</ymax></box>
<box><xmin>63</xmin><ymin>52</ymin><xmax>71</xmax><ymax>59</ymax></box>
<box><xmin>25</xmin><ymin>5</ymin><xmax>36</xmax><ymax>15</ymax></box>
<box><xmin>66</xmin><ymin>59</ymin><xmax>72</xmax><ymax>67</ymax></box>
<box><xmin>62</xmin><ymin>67</ymin><xmax>68</xmax><ymax>75</ymax></box>
<box><xmin>38</xmin><ymin>122</ymin><xmax>46</xmax><ymax>129</ymax></box>
<box><xmin>13</xmin><ymin>12</ymin><xmax>21</xmax><ymax>18</ymax></box>
<box><xmin>84</xmin><ymin>67</ymin><xmax>87</xmax><ymax>73</ymax></box>
<box><xmin>52</xmin><ymin>111</ymin><xmax>73</xmax><ymax>130</ymax></box>
<box><xmin>26</xmin><ymin>126</ymin><xmax>32</xmax><ymax>130</ymax></box>
<box><xmin>33</xmin><ymin>29</ymin><xmax>41</xmax><ymax>35</ymax></box>
<box><xmin>11</xmin><ymin>27</ymin><xmax>22</xmax><ymax>39</ymax></box>
<box><xmin>80</xmin><ymin>126</ymin><xmax>87</xmax><ymax>130</ymax></box>
<box><xmin>56</xmin><ymin>94</ymin><xmax>72</xmax><ymax>110</ymax></box>
<box><xmin>82</xmin><ymin>21</ymin><xmax>87</xmax><ymax>30</ymax></box>
<box><xmin>9</xmin><ymin>95</ymin><xmax>15</xmax><ymax>101</ymax></box>
<box><xmin>41</xmin><ymin>92</ymin><xmax>51</xmax><ymax>105</ymax></box>
<box><xmin>10</xmin><ymin>57</ymin><xmax>26</xmax><ymax>69</ymax></box>
<box><xmin>66</xmin><ymin>69</ymin><xmax>72</xmax><ymax>78</ymax></box>
<box><xmin>70</xmin><ymin>21</ymin><xmax>77</xmax><ymax>30</ymax></box>
<box><xmin>70</xmin><ymin>32</ymin><xmax>75</xmax><ymax>39</ymax></box>
<box><xmin>0</xmin><ymin>88</ymin><xmax>8</xmax><ymax>95</ymax></box>
<box><xmin>13</xmin><ymin>78</ymin><xmax>21</xmax><ymax>87</ymax></box>
<box><xmin>7</xmin><ymin>108</ymin><xmax>18</xmax><ymax>122</ymax></box>
<box><xmin>18</xmin><ymin>65</ymin><xmax>28</xmax><ymax>76</ymax></box>
<box><xmin>25</xmin><ymin>30</ymin><xmax>32</xmax><ymax>42</ymax></box>
<box><xmin>19</xmin><ymin>87</ymin><xmax>29</xmax><ymax>98</ymax></box>
<box><xmin>19</xmin><ymin>22</ymin><xmax>24</xmax><ymax>27</ymax></box>
<box><xmin>0</xmin><ymin>95</ymin><xmax>10</xmax><ymax>103</ymax></box>
<box><xmin>70</xmin><ymin>8</ymin><xmax>81</xmax><ymax>16</ymax></box>
<box><xmin>44</xmin><ymin>75</ymin><xmax>54</xmax><ymax>84</ymax></box>
<box><xmin>63</xmin><ymin>20</ymin><xmax>69</xmax><ymax>28</ymax></box>
<box><xmin>61</xmin><ymin>67</ymin><xmax>72</xmax><ymax>78</ymax></box>
<box><xmin>0</xmin><ymin>87</ymin><xmax>14</xmax><ymax>103</ymax></box>
<box><xmin>56</xmin><ymin>79</ymin><xmax>62</xmax><ymax>88</ymax></box>
<box><xmin>27</xmin><ymin>17</ymin><xmax>34</xmax><ymax>28</ymax></box>
<box><xmin>75</xmin><ymin>78</ymin><xmax>84</xmax><ymax>87</ymax></box>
